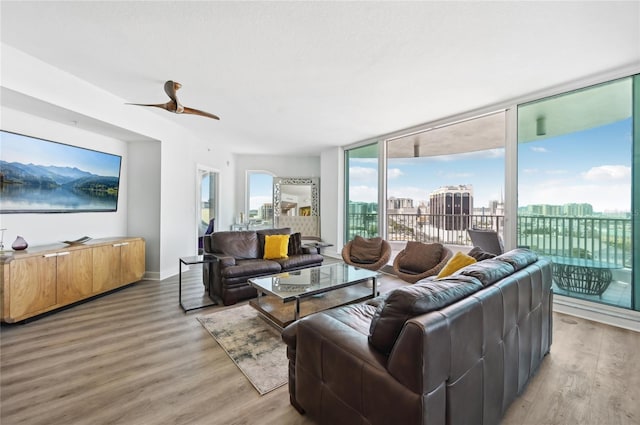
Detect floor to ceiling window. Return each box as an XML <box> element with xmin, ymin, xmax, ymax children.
<box><xmin>385</xmin><ymin>111</ymin><xmax>505</xmax><ymax>247</ymax></box>
<box><xmin>343</xmin><ymin>73</ymin><xmax>638</xmax><ymax>316</ymax></box>
<box><xmin>247</xmin><ymin>171</ymin><xmax>274</xmax><ymax>228</ymax></box>
<box><xmin>517</xmin><ymin>76</ymin><xmax>636</xmax><ymax>311</ymax></box>
<box><xmin>345</xmin><ymin>143</ymin><xmax>379</xmax><ymax>241</ymax></box>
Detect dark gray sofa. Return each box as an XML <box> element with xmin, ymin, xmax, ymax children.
<box><xmin>202</xmin><ymin>228</ymin><xmax>324</xmax><ymax>305</ymax></box>
<box><xmin>282</xmin><ymin>248</ymin><xmax>553</xmax><ymax>425</ymax></box>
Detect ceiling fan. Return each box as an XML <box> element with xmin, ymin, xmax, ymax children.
<box><xmin>127</xmin><ymin>80</ymin><xmax>220</xmax><ymax>120</ymax></box>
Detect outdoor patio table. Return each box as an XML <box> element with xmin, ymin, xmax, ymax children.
<box><xmin>549</xmin><ymin>256</ymin><xmax>620</xmax><ymax>297</ymax></box>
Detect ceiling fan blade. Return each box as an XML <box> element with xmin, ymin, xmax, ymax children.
<box><xmin>127</xmin><ymin>101</ymin><xmax>178</xmax><ymax>113</ymax></box>
<box><xmin>126</xmin><ymin>102</ymin><xmax>167</xmax><ymax>108</ymax></box>
<box><xmin>182</xmin><ymin>106</ymin><xmax>220</xmax><ymax>120</ymax></box>
<box><xmin>163</xmin><ymin>80</ymin><xmax>181</xmax><ymax>104</ymax></box>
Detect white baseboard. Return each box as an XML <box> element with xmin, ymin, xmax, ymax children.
<box><xmin>143</xmin><ymin>271</ymin><xmax>161</xmax><ymax>281</ymax></box>
<box><xmin>553</xmin><ymin>294</ymin><xmax>640</xmax><ymax>332</ymax></box>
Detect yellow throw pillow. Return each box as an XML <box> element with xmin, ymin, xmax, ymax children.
<box><xmin>263</xmin><ymin>234</ymin><xmax>290</xmax><ymax>259</ymax></box>
<box><xmin>437</xmin><ymin>251</ymin><xmax>477</xmax><ymax>278</ymax></box>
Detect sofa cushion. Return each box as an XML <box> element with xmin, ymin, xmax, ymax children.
<box><xmin>369</xmin><ymin>277</ymin><xmax>483</xmax><ymax>354</ymax></box>
<box><xmin>220</xmin><ymin>258</ymin><xmax>281</xmax><ymax>279</ymax></box>
<box><xmin>457</xmin><ymin>259</ymin><xmax>515</xmax><ymax>287</ymax></box>
<box><xmin>257</xmin><ymin>228</ymin><xmax>292</xmax><ymax>258</ymax></box>
<box><xmin>210</xmin><ymin>231</ymin><xmax>259</xmax><ymax>259</ymax></box>
<box><xmin>467</xmin><ymin>246</ymin><xmax>497</xmax><ymax>261</ymax></box>
<box><xmin>273</xmin><ymin>253</ymin><xmax>324</xmax><ymax>270</ymax></box>
<box><xmin>495</xmin><ymin>248</ymin><xmax>538</xmax><ymax>271</ymax></box>
<box><xmin>322</xmin><ymin>303</ymin><xmax>379</xmax><ymax>336</ymax></box>
<box><xmin>398</xmin><ymin>242</ymin><xmax>443</xmax><ymax>274</ymax></box>
<box><xmin>436</xmin><ymin>251</ymin><xmax>477</xmax><ymax>278</ymax></box>
<box><xmin>350</xmin><ymin>236</ymin><xmax>383</xmax><ymax>264</ymax></box>
<box><xmin>264</xmin><ymin>234</ymin><xmax>290</xmax><ymax>259</ymax></box>
<box><xmin>288</xmin><ymin>232</ymin><xmax>303</xmax><ymax>256</ymax></box>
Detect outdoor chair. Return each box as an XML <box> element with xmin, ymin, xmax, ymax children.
<box><xmin>342</xmin><ymin>236</ymin><xmax>392</xmax><ymax>271</ymax></box>
<box><xmin>393</xmin><ymin>241</ymin><xmax>453</xmax><ymax>283</ymax></box>
<box><xmin>467</xmin><ymin>228</ymin><xmax>504</xmax><ymax>256</ymax></box>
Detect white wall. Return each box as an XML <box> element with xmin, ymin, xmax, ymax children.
<box><xmin>0</xmin><ymin>108</ymin><xmax>129</xmax><ymax>247</ymax></box>
<box><xmin>127</xmin><ymin>141</ymin><xmax>161</xmax><ymax>277</ymax></box>
<box><xmin>233</xmin><ymin>154</ymin><xmax>320</xmax><ymax>228</ymax></box>
<box><xmin>1</xmin><ymin>44</ymin><xmax>236</xmax><ymax>279</ymax></box>
<box><xmin>232</xmin><ymin>151</ymin><xmax>343</xmax><ymax>258</ymax></box>
<box><xmin>320</xmin><ymin>147</ymin><xmax>343</xmax><ymax>257</ymax></box>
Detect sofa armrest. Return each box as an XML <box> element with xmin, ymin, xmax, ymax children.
<box><xmin>291</xmin><ymin>312</ymin><xmax>425</xmax><ymax>425</ymax></box>
<box><xmin>301</xmin><ymin>246</ymin><xmax>318</xmax><ymax>255</ymax></box>
<box><xmin>387</xmin><ymin>313</ymin><xmax>451</xmax><ymax>394</ymax></box>
<box><xmin>204</xmin><ymin>252</ymin><xmax>235</xmax><ymax>265</ymax></box>
<box><xmin>217</xmin><ymin>256</ymin><xmax>236</xmax><ymax>268</ymax></box>
<box><xmin>202</xmin><ymin>253</ymin><xmax>236</xmax><ymax>299</ymax></box>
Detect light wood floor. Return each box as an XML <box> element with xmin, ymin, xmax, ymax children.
<box><xmin>1</xmin><ymin>268</ymin><xmax>639</xmax><ymax>425</ymax></box>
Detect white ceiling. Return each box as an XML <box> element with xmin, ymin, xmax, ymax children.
<box><xmin>1</xmin><ymin>1</ymin><xmax>639</xmax><ymax>156</ymax></box>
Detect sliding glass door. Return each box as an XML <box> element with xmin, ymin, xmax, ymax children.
<box><xmin>345</xmin><ymin>143</ymin><xmax>379</xmax><ymax>241</ymax></box>
<box><xmin>517</xmin><ymin>76</ymin><xmax>636</xmax><ymax>310</ymax></box>
<box><xmin>343</xmin><ymin>73</ymin><xmax>638</xmax><ymax>313</ymax></box>
<box><xmin>385</xmin><ymin>112</ymin><xmax>505</xmax><ymax>246</ymax></box>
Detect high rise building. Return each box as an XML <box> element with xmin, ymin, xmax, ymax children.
<box><xmin>563</xmin><ymin>203</ymin><xmax>594</xmax><ymax>216</ymax></box>
<box><xmin>387</xmin><ymin>197</ymin><xmax>414</xmax><ymax>210</ymax></box>
<box><xmin>260</xmin><ymin>203</ymin><xmax>273</xmax><ymax>222</ymax></box>
<box><xmin>429</xmin><ymin>185</ymin><xmax>473</xmax><ymax>230</ymax></box>
<box><xmin>519</xmin><ymin>203</ymin><xmax>594</xmax><ymax>217</ymax></box>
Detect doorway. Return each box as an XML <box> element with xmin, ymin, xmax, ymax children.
<box><xmin>197</xmin><ymin>165</ymin><xmax>219</xmax><ymax>253</ymax></box>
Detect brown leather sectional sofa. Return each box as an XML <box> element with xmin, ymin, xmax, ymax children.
<box><xmin>202</xmin><ymin>228</ymin><xmax>324</xmax><ymax>305</ymax></box>
<box><xmin>282</xmin><ymin>249</ymin><xmax>553</xmax><ymax>425</ymax></box>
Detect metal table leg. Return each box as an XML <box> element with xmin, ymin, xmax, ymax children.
<box><xmin>179</xmin><ymin>258</ymin><xmax>217</xmax><ymax>313</ymax></box>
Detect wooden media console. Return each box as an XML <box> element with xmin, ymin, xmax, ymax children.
<box><xmin>0</xmin><ymin>237</ymin><xmax>145</xmax><ymax>323</ymax></box>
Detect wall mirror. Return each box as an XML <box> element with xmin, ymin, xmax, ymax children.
<box><xmin>273</xmin><ymin>177</ymin><xmax>320</xmax><ymax>238</ymax></box>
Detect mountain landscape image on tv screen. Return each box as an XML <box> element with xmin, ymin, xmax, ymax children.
<box><xmin>0</xmin><ymin>130</ymin><xmax>122</xmax><ymax>213</ymax></box>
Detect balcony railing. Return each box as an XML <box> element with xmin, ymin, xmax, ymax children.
<box><xmin>348</xmin><ymin>213</ymin><xmax>632</xmax><ymax>268</ymax></box>
<box><xmin>518</xmin><ymin>215</ymin><xmax>631</xmax><ymax>268</ymax></box>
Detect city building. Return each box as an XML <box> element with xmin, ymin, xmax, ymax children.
<box><xmin>429</xmin><ymin>185</ymin><xmax>474</xmax><ymax>230</ymax></box>
<box><xmin>259</xmin><ymin>203</ymin><xmax>273</xmax><ymax>223</ymax></box>
<box><xmin>519</xmin><ymin>203</ymin><xmax>595</xmax><ymax>217</ymax></box>
<box><xmin>387</xmin><ymin>197</ymin><xmax>414</xmax><ymax>211</ymax></box>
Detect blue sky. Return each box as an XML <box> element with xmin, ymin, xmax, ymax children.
<box><xmin>518</xmin><ymin>118</ymin><xmax>631</xmax><ymax>213</ymax></box>
<box><xmin>349</xmin><ymin>118</ymin><xmax>632</xmax><ymax>213</ymax></box>
<box><xmin>249</xmin><ymin>172</ymin><xmax>274</xmax><ymax>210</ymax></box>
<box><xmin>390</xmin><ymin>148</ymin><xmax>504</xmax><ymax>207</ymax></box>
<box><xmin>0</xmin><ymin>131</ymin><xmax>121</xmax><ymax>177</ymax></box>
<box><xmin>348</xmin><ymin>149</ymin><xmax>505</xmax><ymax>208</ymax></box>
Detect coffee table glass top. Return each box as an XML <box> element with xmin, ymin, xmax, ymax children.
<box><xmin>249</xmin><ymin>262</ymin><xmax>379</xmax><ymax>301</ymax></box>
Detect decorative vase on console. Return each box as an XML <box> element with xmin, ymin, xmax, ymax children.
<box><xmin>12</xmin><ymin>236</ymin><xmax>28</xmax><ymax>251</ymax></box>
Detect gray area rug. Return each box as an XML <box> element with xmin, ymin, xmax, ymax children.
<box><xmin>197</xmin><ymin>304</ymin><xmax>287</xmax><ymax>395</ymax></box>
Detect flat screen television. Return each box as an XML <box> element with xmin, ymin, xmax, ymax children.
<box><xmin>0</xmin><ymin>130</ymin><xmax>122</xmax><ymax>213</ymax></box>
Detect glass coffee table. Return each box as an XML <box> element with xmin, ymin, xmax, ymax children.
<box><xmin>248</xmin><ymin>263</ymin><xmax>379</xmax><ymax>330</ymax></box>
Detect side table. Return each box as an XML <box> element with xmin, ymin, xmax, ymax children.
<box><xmin>303</xmin><ymin>242</ymin><xmax>334</xmax><ymax>254</ymax></box>
<box><xmin>549</xmin><ymin>256</ymin><xmax>619</xmax><ymax>297</ymax></box>
<box><xmin>179</xmin><ymin>255</ymin><xmax>217</xmax><ymax>312</ymax></box>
